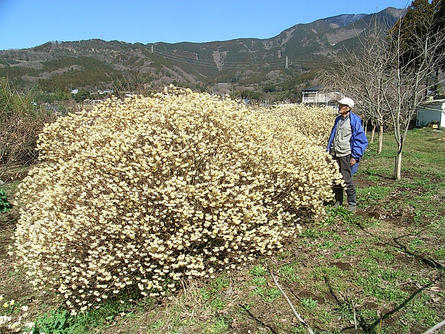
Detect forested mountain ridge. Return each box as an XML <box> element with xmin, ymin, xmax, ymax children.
<box><xmin>0</xmin><ymin>7</ymin><xmax>405</xmax><ymax>99</ymax></box>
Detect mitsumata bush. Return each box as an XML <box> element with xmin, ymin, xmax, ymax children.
<box><xmin>13</xmin><ymin>86</ymin><xmax>341</xmax><ymax>313</ymax></box>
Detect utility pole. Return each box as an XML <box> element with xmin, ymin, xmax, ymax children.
<box><xmin>285</xmin><ymin>56</ymin><xmax>289</xmax><ymax>69</ymax></box>
<box><xmin>278</xmin><ymin>50</ymin><xmax>281</xmax><ymax>59</ymax></box>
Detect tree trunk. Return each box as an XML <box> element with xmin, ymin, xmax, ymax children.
<box><xmin>370</xmin><ymin>122</ymin><xmax>377</xmax><ymax>143</ymax></box>
<box><xmin>433</xmin><ymin>69</ymin><xmax>439</xmax><ymax>97</ymax></box>
<box><xmin>378</xmin><ymin>124</ymin><xmax>384</xmax><ymax>154</ymax></box>
<box><xmin>395</xmin><ymin>149</ymin><xmax>402</xmax><ymax>180</ymax></box>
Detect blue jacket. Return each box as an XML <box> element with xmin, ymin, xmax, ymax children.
<box><xmin>327</xmin><ymin>112</ymin><xmax>368</xmax><ymax>175</ymax></box>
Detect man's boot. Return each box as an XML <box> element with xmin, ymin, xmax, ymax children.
<box><xmin>348</xmin><ymin>204</ymin><xmax>356</xmax><ymax>213</ymax></box>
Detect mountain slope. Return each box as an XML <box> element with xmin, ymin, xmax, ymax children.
<box><xmin>0</xmin><ymin>7</ymin><xmax>405</xmax><ymax>96</ymax></box>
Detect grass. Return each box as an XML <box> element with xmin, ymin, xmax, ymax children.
<box><xmin>1</xmin><ymin>127</ymin><xmax>444</xmax><ymax>333</ymax></box>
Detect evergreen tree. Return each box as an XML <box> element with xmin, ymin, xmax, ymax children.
<box><xmin>390</xmin><ymin>0</ymin><xmax>443</xmax><ymax>96</ymax></box>
<box><xmin>392</xmin><ymin>0</ymin><xmax>441</xmax><ymax>66</ymax></box>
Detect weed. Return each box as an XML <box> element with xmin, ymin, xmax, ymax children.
<box><xmin>301</xmin><ymin>298</ymin><xmax>318</xmax><ymax>309</ymax></box>
<box><xmin>210</xmin><ymin>276</ymin><xmax>230</xmax><ymax>291</ymax></box>
<box><xmin>0</xmin><ymin>190</ymin><xmax>12</xmax><ymax>213</ymax></box>
<box><xmin>249</xmin><ymin>265</ymin><xmax>267</xmax><ymax>277</ymax></box>
<box><xmin>333</xmin><ymin>252</ymin><xmax>345</xmax><ymax>259</ymax></box>
<box><xmin>301</xmin><ymin>228</ymin><xmax>322</xmax><ymax>239</ymax></box>
<box><xmin>318</xmin><ymin>240</ymin><xmax>335</xmax><ymax>249</ymax></box>
<box><xmin>150</xmin><ymin>319</ymin><xmax>163</xmax><ymax>331</ymax></box>
<box><xmin>210</xmin><ymin>296</ymin><xmax>225</xmax><ymax>310</ymax></box>
<box><xmin>356</xmin><ymin>186</ymin><xmax>392</xmax><ymax>207</ymax></box>
<box><xmin>368</xmin><ymin>174</ymin><xmax>381</xmax><ymax>182</ymax></box>
<box><xmin>360</xmin><ymin>308</ymin><xmax>379</xmax><ymax>323</ymax></box>
<box><xmin>265</xmin><ymin>288</ymin><xmax>281</xmax><ymax>302</ymax></box>
<box><xmin>399</xmin><ymin>293</ymin><xmax>439</xmax><ymax>331</ymax></box>
<box><xmin>251</xmin><ymin>276</ymin><xmax>267</xmax><ymax>287</ymax></box>
<box><xmin>205</xmin><ymin>316</ymin><xmax>230</xmax><ymax>334</ymax></box>
<box><xmin>291</xmin><ymin>324</ymin><xmax>308</xmax><ymax>333</ymax></box>
<box><xmin>368</xmin><ymin>249</ymin><xmax>394</xmax><ymax>262</ymax></box>
<box><xmin>33</xmin><ymin>297</ymin><xmax>133</xmax><ymax>334</ymax></box>
<box><xmin>200</xmin><ymin>288</ymin><xmax>213</xmax><ymax>302</ymax></box>
<box><xmin>33</xmin><ymin>309</ymin><xmax>70</xmax><ymax>334</ymax></box>
<box><xmin>250</xmin><ymin>285</ymin><xmax>281</xmax><ymax>303</ymax></box>
<box><xmin>201</xmin><ymin>275</ymin><xmax>230</xmax><ymax>303</ymax></box>
<box><xmin>409</xmin><ymin>238</ymin><xmax>425</xmax><ymax>249</ymax></box>
<box><xmin>279</xmin><ymin>264</ymin><xmax>303</xmax><ymax>283</ymax></box>
<box><xmin>250</xmin><ymin>286</ymin><xmax>267</xmax><ymax>298</ymax></box>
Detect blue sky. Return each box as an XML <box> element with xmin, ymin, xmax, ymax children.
<box><xmin>0</xmin><ymin>0</ymin><xmax>411</xmax><ymax>50</ymax></box>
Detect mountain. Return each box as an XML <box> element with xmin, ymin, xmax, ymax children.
<box><xmin>0</xmin><ymin>7</ymin><xmax>405</xmax><ymax>100</ymax></box>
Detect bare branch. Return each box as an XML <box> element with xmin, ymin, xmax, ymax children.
<box><xmin>422</xmin><ymin>319</ymin><xmax>445</xmax><ymax>334</ymax></box>
<box><xmin>270</xmin><ymin>270</ymin><xmax>315</xmax><ymax>334</ymax></box>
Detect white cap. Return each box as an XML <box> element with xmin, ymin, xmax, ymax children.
<box><xmin>338</xmin><ymin>97</ymin><xmax>354</xmax><ymax>108</ymax></box>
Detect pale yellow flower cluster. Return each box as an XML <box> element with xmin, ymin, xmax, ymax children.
<box><xmin>13</xmin><ymin>86</ymin><xmax>342</xmax><ymax>313</ymax></box>
<box><xmin>264</xmin><ymin>103</ymin><xmax>336</xmax><ymax>147</ymax></box>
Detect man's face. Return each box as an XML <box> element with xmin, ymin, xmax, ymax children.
<box><xmin>338</xmin><ymin>103</ymin><xmax>351</xmax><ymax>116</ymax></box>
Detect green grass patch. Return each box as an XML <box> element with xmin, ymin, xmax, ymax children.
<box><xmin>249</xmin><ymin>265</ymin><xmax>268</xmax><ymax>277</ymax></box>
<box><xmin>279</xmin><ymin>264</ymin><xmax>304</xmax><ymax>284</ymax></box>
<box><xmin>301</xmin><ymin>297</ymin><xmax>318</xmax><ymax>309</ymax></box>
<box><xmin>356</xmin><ymin>186</ymin><xmax>392</xmax><ymax>207</ymax></box>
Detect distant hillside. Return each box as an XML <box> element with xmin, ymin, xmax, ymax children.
<box><xmin>0</xmin><ymin>7</ymin><xmax>405</xmax><ymax>100</ymax></box>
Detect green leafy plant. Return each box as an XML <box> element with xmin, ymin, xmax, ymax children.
<box><xmin>249</xmin><ymin>265</ymin><xmax>268</xmax><ymax>277</ymax></box>
<box><xmin>33</xmin><ymin>309</ymin><xmax>70</xmax><ymax>334</ymax></box>
<box><xmin>301</xmin><ymin>297</ymin><xmax>318</xmax><ymax>309</ymax></box>
<box><xmin>0</xmin><ymin>190</ymin><xmax>12</xmax><ymax>213</ymax></box>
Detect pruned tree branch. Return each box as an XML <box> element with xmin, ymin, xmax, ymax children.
<box><xmin>270</xmin><ymin>270</ymin><xmax>315</xmax><ymax>334</ymax></box>
<box><xmin>422</xmin><ymin>319</ymin><xmax>445</xmax><ymax>334</ymax></box>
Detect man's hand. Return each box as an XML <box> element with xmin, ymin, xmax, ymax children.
<box><xmin>350</xmin><ymin>157</ymin><xmax>357</xmax><ymax>166</ymax></box>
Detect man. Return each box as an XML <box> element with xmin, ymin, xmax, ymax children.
<box><xmin>327</xmin><ymin>97</ymin><xmax>368</xmax><ymax>212</ymax></box>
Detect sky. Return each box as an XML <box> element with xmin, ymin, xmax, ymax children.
<box><xmin>0</xmin><ymin>0</ymin><xmax>412</xmax><ymax>50</ymax></box>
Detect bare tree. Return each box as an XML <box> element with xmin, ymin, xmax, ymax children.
<box><xmin>322</xmin><ymin>21</ymin><xmax>392</xmax><ymax>154</ymax></box>
<box><xmin>107</xmin><ymin>71</ymin><xmax>154</xmax><ymax>98</ymax></box>
<box><xmin>0</xmin><ymin>79</ymin><xmax>56</xmax><ymax>180</ymax></box>
<box><xmin>384</xmin><ymin>11</ymin><xmax>445</xmax><ymax>179</ymax></box>
<box><xmin>355</xmin><ymin>23</ymin><xmax>392</xmax><ymax>154</ymax></box>
<box><xmin>324</xmin><ymin>3</ymin><xmax>444</xmax><ymax>180</ymax></box>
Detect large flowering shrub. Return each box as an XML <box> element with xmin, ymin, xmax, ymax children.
<box><xmin>266</xmin><ymin>104</ymin><xmax>336</xmax><ymax>147</ymax></box>
<box><xmin>14</xmin><ymin>87</ymin><xmax>341</xmax><ymax>313</ymax></box>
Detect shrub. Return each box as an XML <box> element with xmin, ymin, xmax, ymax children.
<box><xmin>14</xmin><ymin>86</ymin><xmax>341</xmax><ymax>313</ymax></box>
<box><xmin>267</xmin><ymin>104</ymin><xmax>336</xmax><ymax>147</ymax></box>
<box><xmin>0</xmin><ymin>78</ymin><xmax>56</xmax><ymax>173</ymax></box>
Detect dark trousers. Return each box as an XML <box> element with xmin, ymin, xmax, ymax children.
<box><xmin>333</xmin><ymin>154</ymin><xmax>356</xmax><ymax>206</ymax></box>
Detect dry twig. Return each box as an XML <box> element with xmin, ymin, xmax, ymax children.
<box><xmin>422</xmin><ymin>319</ymin><xmax>445</xmax><ymax>334</ymax></box>
<box><xmin>270</xmin><ymin>270</ymin><xmax>314</xmax><ymax>334</ymax></box>
<box><xmin>352</xmin><ymin>301</ymin><xmax>358</xmax><ymax>333</ymax></box>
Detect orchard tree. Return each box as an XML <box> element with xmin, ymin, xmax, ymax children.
<box><xmin>352</xmin><ymin>23</ymin><xmax>392</xmax><ymax>154</ymax></box>
<box><xmin>325</xmin><ymin>0</ymin><xmax>445</xmax><ymax>179</ymax></box>
<box><xmin>322</xmin><ymin>20</ymin><xmax>392</xmax><ymax>154</ymax></box>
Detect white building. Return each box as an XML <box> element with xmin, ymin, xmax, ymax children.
<box><xmin>416</xmin><ymin>99</ymin><xmax>445</xmax><ymax>128</ymax></box>
<box><xmin>301</xmin><ymin>85</ymin><xmax>340</xmax><ymax>108</ymax></box>
<box><xmin>98</xmin><ymin>89</ymin><xmax>114</xmax><ymax>95</ymax></box>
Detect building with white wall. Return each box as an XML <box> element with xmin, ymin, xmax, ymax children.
<box><xmin>416</xmin><ymin>99</ymin><xmax>445</xmax><ymax>128</ymax></box>
<box><xmin>301</xmin><ymin>85</ymin><xmax>340</xmax><ymax>108</ymax></box>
